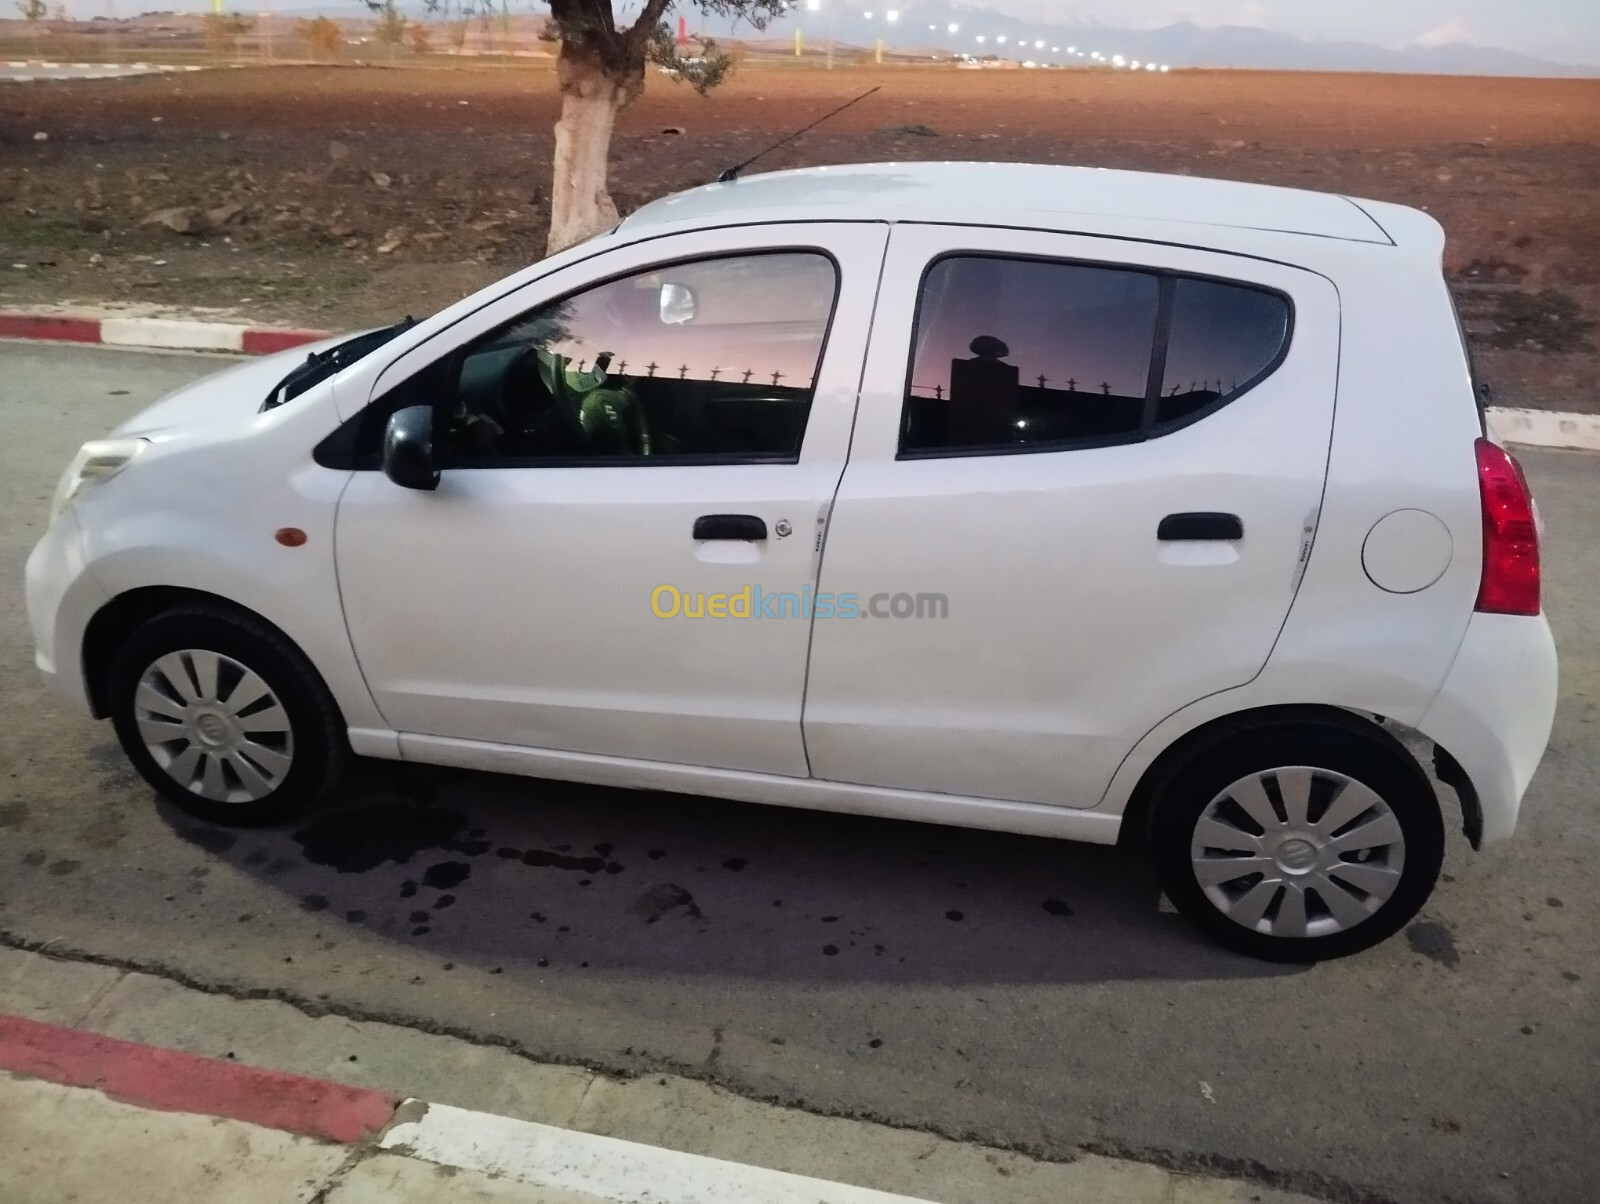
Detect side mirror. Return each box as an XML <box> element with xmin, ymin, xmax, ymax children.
<box><xmin>382</xmin><ymin>405</ymin><xmax>440</xmax><ymax>491</ymax></box>
<box><xmin>659</xmin><ymin>282</ymin><xmax>696</xmax><ymax>325</ymax></box>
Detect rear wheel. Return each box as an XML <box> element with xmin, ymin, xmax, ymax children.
<box><xmin>108</xmin><ymin>605</ymin><xmax>347</xmax><ymax>826</ymax></box>
<box><xmin>1152</xmin><ymin>721</ymin><xmax>1444</xmax><ymax>961</ymax></box>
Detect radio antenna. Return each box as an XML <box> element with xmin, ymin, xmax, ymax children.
<box><xmin>715</xmin><ymin>86</ymin><xmax>882</xmax><ymax>184</ymax></box>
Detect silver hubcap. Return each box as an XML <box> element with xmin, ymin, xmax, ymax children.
<box><xmin>133</xmin><ymin>650</ymin><xmax>294</xmax><ymax>804</ymax></box>
<box><xmin>1190</xmin><ymin>766</ymin><xmax>1406</xmax><ymax>939</ymax></box>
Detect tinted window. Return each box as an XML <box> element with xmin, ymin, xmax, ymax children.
<box><xmin>1155</xmin><ymin>278</ymin><xmax>1291</xmax><ymax>427</ymax></box>
<box><xmin>899</xmin><ymin>256</ymin><xmax>1291</xmax><ymax>457</ymax></box>
<box><xmin>433</xmin><ymin>252</ymin><xmax>837</xmax><ymax>464</ymax></box>
<box><xmin>903</xmin><ymin>257</ymin><xmax>1160</xmax><ymax>453</ymax></box>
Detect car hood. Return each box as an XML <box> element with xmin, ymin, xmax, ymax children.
<box><xmin>111</xmin><ymin>335</ymin><xmax>349</xmax><ymax>438</ymax></box>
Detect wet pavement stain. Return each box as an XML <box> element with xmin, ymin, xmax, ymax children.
<box><xmin>293</xmin><ymin>803</ymin><xmax>471</xmax><ymax>873</ymax></box>
<box><xmin>630</xmin><ymin>883</ymin><xmax>702</xmax><ymax>923</ymax></box>
<box><xmin>78</xmin><ymin>807</ymin><xmax>129</xmax><ymax>850</ymax></box>
<box><xmin>0</xmin><ymin>802</ymin><xmax>29</xmax><ymax>829</ymax></box>
<box><xmin>1042</xmin><ymin>899</ymin><xmax>1074</xmax><ymax>917</ymax></box>
<box><xmin>722</xmin><ymin>857</ymin><xmax>749</xmax><ymax>872</ymax></box>
<box><xmin>421</xmin><ymin>861</ymin><xmax>471</xmax><ymax>890</ymax></box>
<box><xmin>1407</xmin><ymin>920</ymin><xmax>1461</xmax><ymax>968</ymax></box>
<box><xmin>521</xmin><ymin>848</ymin><xmax>612</xmax><ymax>874</ymax></box>
<box><xmin>48</xmin><ymin>859</ymin><xmax>81</xmax><ymax>876</ymax></box>
<box><xmin>179</xmin><ymin>827</ymin><xmax>238</xmax><ymax>856</ymax></box>
<box><xmin>300</xmin><ymin>895</ymin><xmax>330</xmax><ymax>912</ymax></box>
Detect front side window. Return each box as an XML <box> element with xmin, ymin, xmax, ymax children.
<box><xmin>900</xmin><ymin>255</ymin><xmax>1290</xmax><ymax>457</ymax></box>
<box><xmin>410</xmin><ymin>252</ymin><xmax>838</xmax><ymax>465</ymax></box>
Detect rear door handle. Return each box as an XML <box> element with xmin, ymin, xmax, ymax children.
<box><xmin>693</xmin><ymin>514</ymin><xmax>768</xmax><ymax>541</ymax></box>
<box><xmin>1158</xmin><ymin>512</ymin><xmax>1244</xmax><ymax>542</ymax></box>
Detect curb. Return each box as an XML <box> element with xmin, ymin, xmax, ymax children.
<box><xmin>1484</xmin><ymin>406</ymin><xmax>1600</xmax><ymax>454</ymax></box>
<box><xmin>0</xmin><ymin>310</ymin><xmax>329</xmax><ymax>356</ymax></box>
<box><xmin>0</xmin><ymin>1012</ymin><xmax>397</xmax><ymax>1143</ymax></box>
<box><xmin>0</xmin><ymin>1008</ymin><xmax>933</xmax><ymax>1203</ymax></box>
<box><xmin>1</xmin><ymin>307</ymin><xmax>1595</xmax><ymax>452</ymax></box>
<box><xmin>385</xmin><ymin>1100</ymin><xmax>936</xmax><ymax>1203</ymax></box>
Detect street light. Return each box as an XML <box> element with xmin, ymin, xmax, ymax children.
<box><xmin>884</xmin><ymin>8</ymin><xmax>897</xmax><ymax>20</ymax></box>
<box><xmin>947</xmin><ymin>22</ymin><xmax>958</xmax><ymax>33</ymax></box>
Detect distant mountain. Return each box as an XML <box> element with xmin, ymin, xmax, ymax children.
<box><xmin>744</xmin><ymin>2</ymin><xmax>1596</xmax><ymax>77</ymax></box>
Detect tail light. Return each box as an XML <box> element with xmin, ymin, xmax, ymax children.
<box><xmin>1474</xmin><ymin>437</ymin><xmax>1540</xmax><ymax>616</ymax></box>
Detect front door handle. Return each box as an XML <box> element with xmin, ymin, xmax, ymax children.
<box><xmin>693</xmin><ymin>514</ymin><xmax>768</xmax><ymax>541</ymax></box>
<box><xmin>1158</xmin><ymin>512</ymin><xmax>1244</xmax><ymax>541</ymax></box>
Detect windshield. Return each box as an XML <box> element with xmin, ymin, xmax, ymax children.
<box><xmin>260</xmin><ymin>317</ymin><xmax>416</xmax><ymax>412</ymax></box>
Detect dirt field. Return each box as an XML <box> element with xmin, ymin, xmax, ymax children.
<box><xmin>2</xmin><ymin>62</ymin><xmax>1597</xmax><ymax>409</ymax></box>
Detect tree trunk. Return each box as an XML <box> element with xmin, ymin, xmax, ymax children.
<box><xmin>546</xmin><ymin>34</ymin><xmax>641</xmax><ymax>257</ymax></box>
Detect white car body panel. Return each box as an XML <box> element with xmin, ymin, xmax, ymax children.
<box><xmin>65</xmin><ymin>377</ymin><xmax>391</xmax><ymax>738</ymax></box>
<box><xmin>803</xmin><ymin>225</ymin><xmax>1342</xmax><ymax>808</ymax></box>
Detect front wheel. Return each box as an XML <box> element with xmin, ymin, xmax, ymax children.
<box><xmin>108</xmin><ymin>605</ymin><xmax>348</xmax><ymax>826</ymax></box>
<box><xmin>1152</xmin><ymin>721</ymin><xmax>1445</xmax><ymax>962</ymax></box>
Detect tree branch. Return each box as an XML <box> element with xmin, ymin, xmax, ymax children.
<box><xmin>624</xmin><ymin>0</ymin><xmax>675</xmax><ymax>53</ymax></box>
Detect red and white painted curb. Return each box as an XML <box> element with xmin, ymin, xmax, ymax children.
<box><xmin>0</xmin><ymin>1013</ymin><xmax>395</xmax><ymax>1144</ymax></box>
<box><xmin>1</xmin><ymin>306</ymin><xmax>1596</xmax><ymax>453</ymax></box>
<box><xmin>0</xmin><ymin>1010</ymin><xmax>932</xmax><ymax>1203</ymax></box>
<box><xmin>0</xmin><ymin>309</ymin><xmax>329</xmax><ymax>356</ymax></box>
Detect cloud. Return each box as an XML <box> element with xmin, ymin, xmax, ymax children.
<box><xmin>1411</xmin><ymin>16</ymin><xmax>1475</xmax><ymax>48</ymax></box>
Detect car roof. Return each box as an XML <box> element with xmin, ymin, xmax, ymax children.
<box><xmin>620</xmin><ymin>161</ymin><xmax>1400</xmax><ymax>246</ymax></box>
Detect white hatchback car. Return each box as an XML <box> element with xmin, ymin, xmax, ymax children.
<box><xmin>27</xmin><ymin>163</ymin><xmax>1557</xmax><ymax>961</ymax></box>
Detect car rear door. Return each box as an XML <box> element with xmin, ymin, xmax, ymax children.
<box><xmin>802</xmin><ymin>224</ymin><xmax>1341</xmax><ymax>807</ymax></box>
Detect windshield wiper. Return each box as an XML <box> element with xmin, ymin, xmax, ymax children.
<box><xmin>261</xmin><ymin>316</ymin><xmax>416</xmax><ymax>412</ymax></box>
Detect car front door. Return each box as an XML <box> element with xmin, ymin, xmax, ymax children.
<box><xmin>334</xmin><ymin>223</ymin><xmax>887</xmax><ymax>776</ymax></box>
<box><xmin>802</xmin><ymin>224</ymin><xmax>1340</xmax><ymax>807</ymax></box>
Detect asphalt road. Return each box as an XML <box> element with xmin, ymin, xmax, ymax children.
<box><xmin>2</xmin><ymin>342</ymin><xmax>1595</xmax><ymax>1204</ymax></box>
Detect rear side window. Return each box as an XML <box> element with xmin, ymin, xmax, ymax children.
<box><xmin>900</xmin><ymin>255</ymin><xmax>1291</xmax><ymax>457</ymax></box>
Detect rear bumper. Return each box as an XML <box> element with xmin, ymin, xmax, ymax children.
<box><xmin>24</xmin><ymin>510</ymin><xmax>106</xmax><ymax>716</ymax></box>
<box><xmin>1417</xmin><ymin>611</ymin><xmax>1558</xmax><ymax>846</ymax></box>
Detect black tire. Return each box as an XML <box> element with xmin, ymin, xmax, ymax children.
<box><xmin>107</xmin><ymin>604</ymin><xmax>348</xmax><ymax>826</ymax></box>
<box><xmin>1151</xmin><ymin>718</ymin><xmax>1444</xmax><ymax>962</ymax></box>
